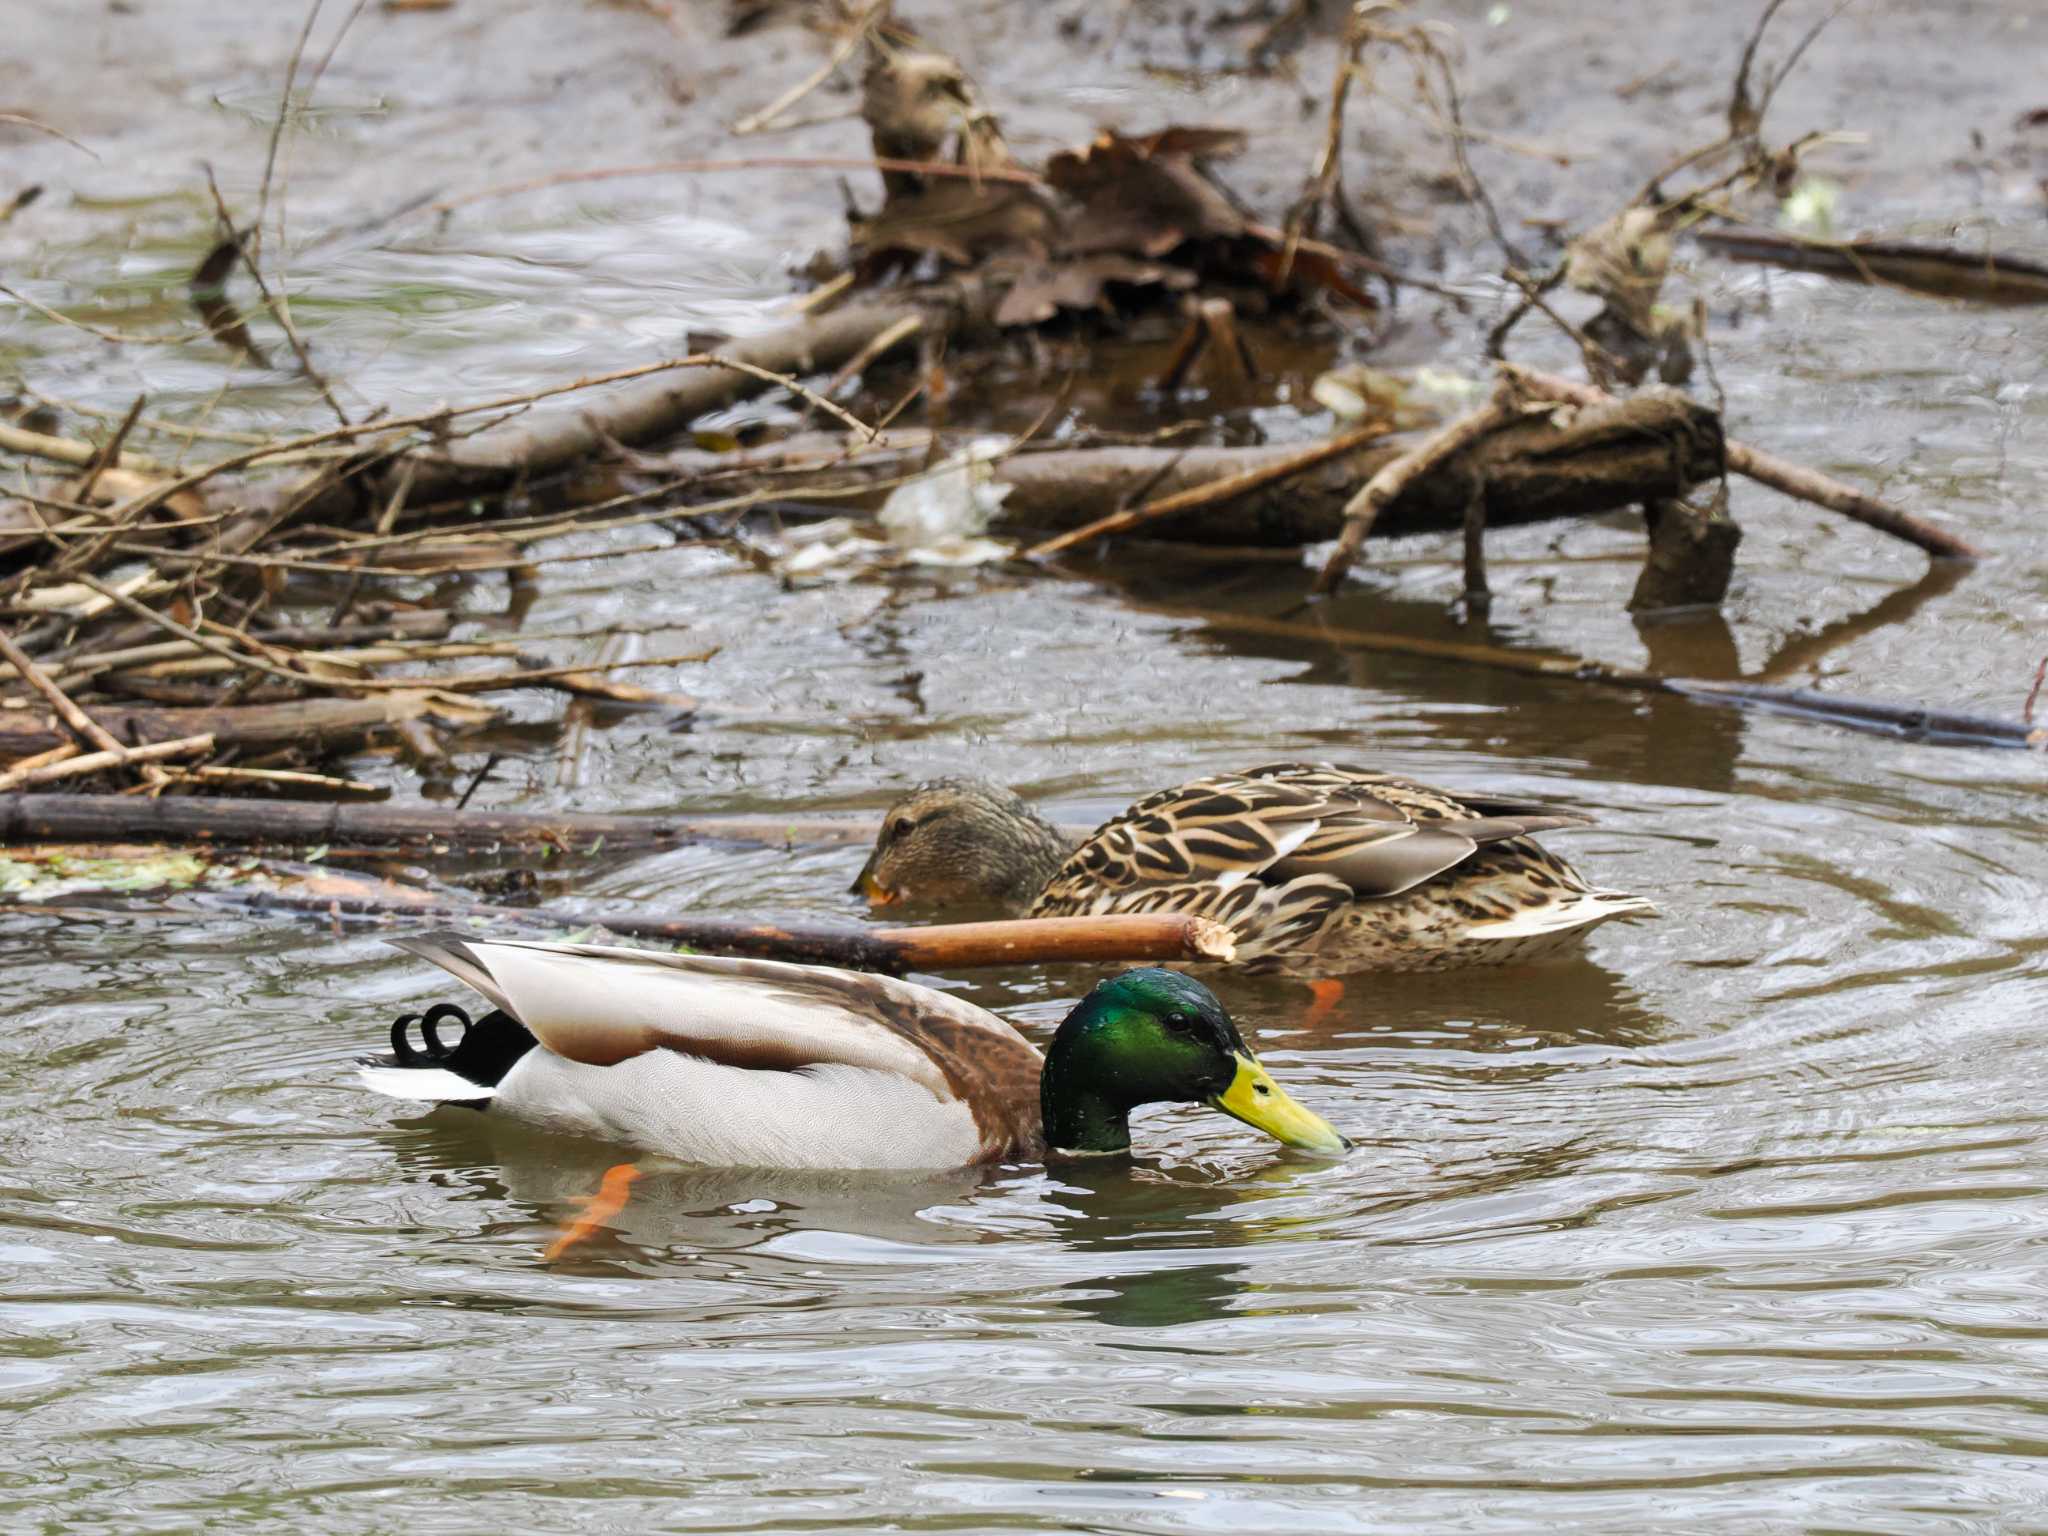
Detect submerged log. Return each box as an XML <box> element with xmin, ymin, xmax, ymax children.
<box><xmin>0</xmin><ymin>793</ymin><xmax>1102</xmax><ymax>856</ymax></box>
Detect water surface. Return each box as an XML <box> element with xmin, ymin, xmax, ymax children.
<box><xmin>5</xmin><ymin>59</ymin><xmax>2048</xmax><ymax>1536</ymax></box>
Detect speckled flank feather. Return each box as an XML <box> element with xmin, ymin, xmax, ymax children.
<box><xmin>1030</xmin><ymin>761</ymin><xmax>1652</xmax><ymax>975</ymax></box>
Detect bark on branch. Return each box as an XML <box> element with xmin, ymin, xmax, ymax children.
<box><xmin>0</xmin><ymin>793</ymin><xmax>1100</xmax><ymax>856</ymax></box>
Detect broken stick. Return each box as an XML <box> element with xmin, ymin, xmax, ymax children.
<box><xmin>1312</xmin><ymin>373</ymin><xmax>1521</xmax><ymax>594</ymax></box>
<box><xmin>229</xmin><ymin>887</ymin><xmax>1238</xmax><ymax>974</ymax></box>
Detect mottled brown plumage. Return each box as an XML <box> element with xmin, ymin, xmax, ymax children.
<box><xmin>860</xmin><ymin>762</ymin><xmax>1653</xmax><ymax>975</ymax></box>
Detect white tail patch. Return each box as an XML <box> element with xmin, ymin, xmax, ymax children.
<box><xmin>357</xmin><ymin>1064</ymin><xmax>494</xmax><ymax>1102</ymax></box>
<box><xmin>1464</xmin><ymin>889</ymin><xmax>1656</xmax><ymax>942</ymax></box>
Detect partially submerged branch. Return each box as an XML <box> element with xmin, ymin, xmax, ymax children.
<box><xmin>0</xmin><ymin>792</ymin><xmax>1098</xmax><ymax>857</ymax></box>
<box><xmin>1502</xmin><ymin>365</ymin><xmax>1983</xmax><ymax>561</ymax></box>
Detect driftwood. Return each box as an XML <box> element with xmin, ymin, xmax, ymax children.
<box><xmin>1022</xmin><ymin>422</ymin><xmax>1395</xmax><ymax>558</ymax></box>
<box><xmin>640</xmin><ymin>389</ymin><xmax>1724</xmax><ymax>549</ymax></box>
<box><xmin>0</xmin><ymin>793</ymin><xmax>1102</xmax><ymax>856</ymax></box>
<box><xmin>0</xmin><ymin>733</ymin><xmax>214</xmax><ymax>791</ymax></box>
<box><xmin>1014</xmin><ymin>390</ymin><xmax>1722</xmax><ymax>545</ymax></box>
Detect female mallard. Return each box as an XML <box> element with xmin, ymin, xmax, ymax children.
<box><xmin>359</xmin><ymin>934</ymin><xmax>1347</xmax><ymax>1168</ymax></box>
<box><xmin>853</xmin><ymin>761</ymin><xmax>1651</xmax><ymax>976</ymax></box>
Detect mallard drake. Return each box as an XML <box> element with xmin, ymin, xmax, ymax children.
<box><xmin>853</xmin><ymin>760</ymin><xmax>1652</xmax><ymax>976</ymax></box>
<box><xmin>359</xmin><ymin>935</ymin><xmax>1348</xmax><ymax>1167</ymax></box>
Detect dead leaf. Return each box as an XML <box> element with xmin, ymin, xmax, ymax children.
<box><xmin>1045</xmin><ymin>127</ymin><xmax>1248</xmax><ymax>258</ymax></box>
<box><xmin>992</xmin><ymin>253</ymin><xmax>1195</xmax><ymax>328</ymax></box>
<box><xmin>1565</xmin><ymin>205</ymin><xmax>1675</xmax><ymax>333</ymax></box>
<box><xmin>851</xmin><ymin>178</ymin><xmax>1054</xmax><ymax>267</ymax></box>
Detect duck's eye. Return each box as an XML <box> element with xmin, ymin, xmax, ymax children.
<box><xmin>1165</xmin><ymin>1013</ymin><xmax>1196</xmax><ymax>1034</ymax></box>
<box><xmin>888</xmin><ymin>815</ymin><xmax>917</xmax><ymax>841</ymax></box>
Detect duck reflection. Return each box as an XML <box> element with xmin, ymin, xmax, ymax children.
<box><xmin>1212</xmin><ymin>951</ymin><xmax>1668</xmax><ymax>1057</ymax></box>
<box><xmin>1054</xmin><ymin>1260</ymin><xmax>1248</xmax><ymax>1328</ymax></box>
<box><xmin>1082</xmin><ymin>536</ymin><xmax>1974</xmax><ymax>798</ymax></box>
<box><xmin>1029</xmin><ymin>1150</ymin><xmax>1363</xmax><ymax>1328</ymax></box>
<box><xmin>379</xmin><ymin>1112</ymin><xmax>993</xmax><ymax>1262</ymax></box>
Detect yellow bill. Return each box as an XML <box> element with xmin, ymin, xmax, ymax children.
<box><xmin>1209</xmin><ymin>1052</ymin><xmax>1350</xmax><ymax>1155</ymax></box>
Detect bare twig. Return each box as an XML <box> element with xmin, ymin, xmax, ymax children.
<box><xmin>0</xmin><ymin>734</ymin><xmax>214</xmax><ymax>792</ymax></box>
<box><xmin>733</xmin><ymin>0</ymin><xmax>891</xmax><ymax>136</ymax></box>
<box><xmin>0</xmin><ymin>112</ymin><xmax>100</xmax><ymax>159</ymax></box>
<box><xmin>59</xmin><ymin>351</ymin><xmax>876</xmax><ymax>539</ymax></box>
<box><xmin>160</xmin><ymin>764</ymin><xmax>383</xmax><ymax>795</ymax></box>
<box><xmin>1501</xmin><ymin>267</ymin><xmax>1627</xmax><ymax>377</ymax></box>
<box><xmin>1312</xmin><ymin>372</ymin><xmax>1521</xmax><ymax>594</ymax></box>
<box><xmin>0</xmin><ymin>631</ymin><xmax>130</xmax><ymax>759</ymax></box>
<box><xmin>1277</xmin><ymin>1</ymin><xmax>1378</xmax><ymax>288</ymax></box>
<box><xmin>204</xmin><ymin>166</ymin><xmax>351</xmax><ymax>425</ymax></box>
<box><xmin>253</xmin><ymin>0</ymin><xmax>326</xmax><ymax>250</ymax></box>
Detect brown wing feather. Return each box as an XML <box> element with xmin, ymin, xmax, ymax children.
<box><xmin>1037</xmin><ymin>761</ymin><xmax>1596</xmax><ymax>908</ymax></box>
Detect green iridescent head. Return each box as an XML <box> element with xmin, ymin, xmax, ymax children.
<box><xmin>1039</xmin><ymin>969</ymin><xmax>1349</xmax><ymax>1157</ymax></box>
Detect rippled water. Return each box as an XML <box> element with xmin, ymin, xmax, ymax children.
<box><xmin>7</xmin><ymin>88</ymin><xmax>2048</xmax><ymax>1536</ymax></box>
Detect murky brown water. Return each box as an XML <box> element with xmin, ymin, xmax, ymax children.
<box><xmin>7</xmin><ymin>10</ymin><xmax>2048</xmax><ymax>1527</ymax></box>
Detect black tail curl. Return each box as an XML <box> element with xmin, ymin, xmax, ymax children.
<box><xmin>379</xmin><ymin>1003</ymin><xmax>536</xmax><ymax>1091</ymax></box>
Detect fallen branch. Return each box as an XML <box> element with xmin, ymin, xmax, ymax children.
<box><xmin>1500</xmin><ymin>364</ymin><xmax>1982</xmax><ymax>561</ymax></box>
<box><xmin>0</xmin><ymin>694</ymin><xmax>484</xmax><ymax>761</ymax></box>
<box><xmin>657</xmin><ymin>391</ymin><xmax>1723</xmax><ymax>548</ymax></box>
<box><xmin>0</xmin><ymin>794</ymin><xmax>1100</xmax><ymax>856</ymax></box>
<box><xmin>396</xmin><ymin>299</ymin><xmax>930</xmax><ymax>497</ymax></box>
<box><xmin>273</xmin><ymin>897</ymin><xmax>1235</xmax><ymax>972</ymax></box>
